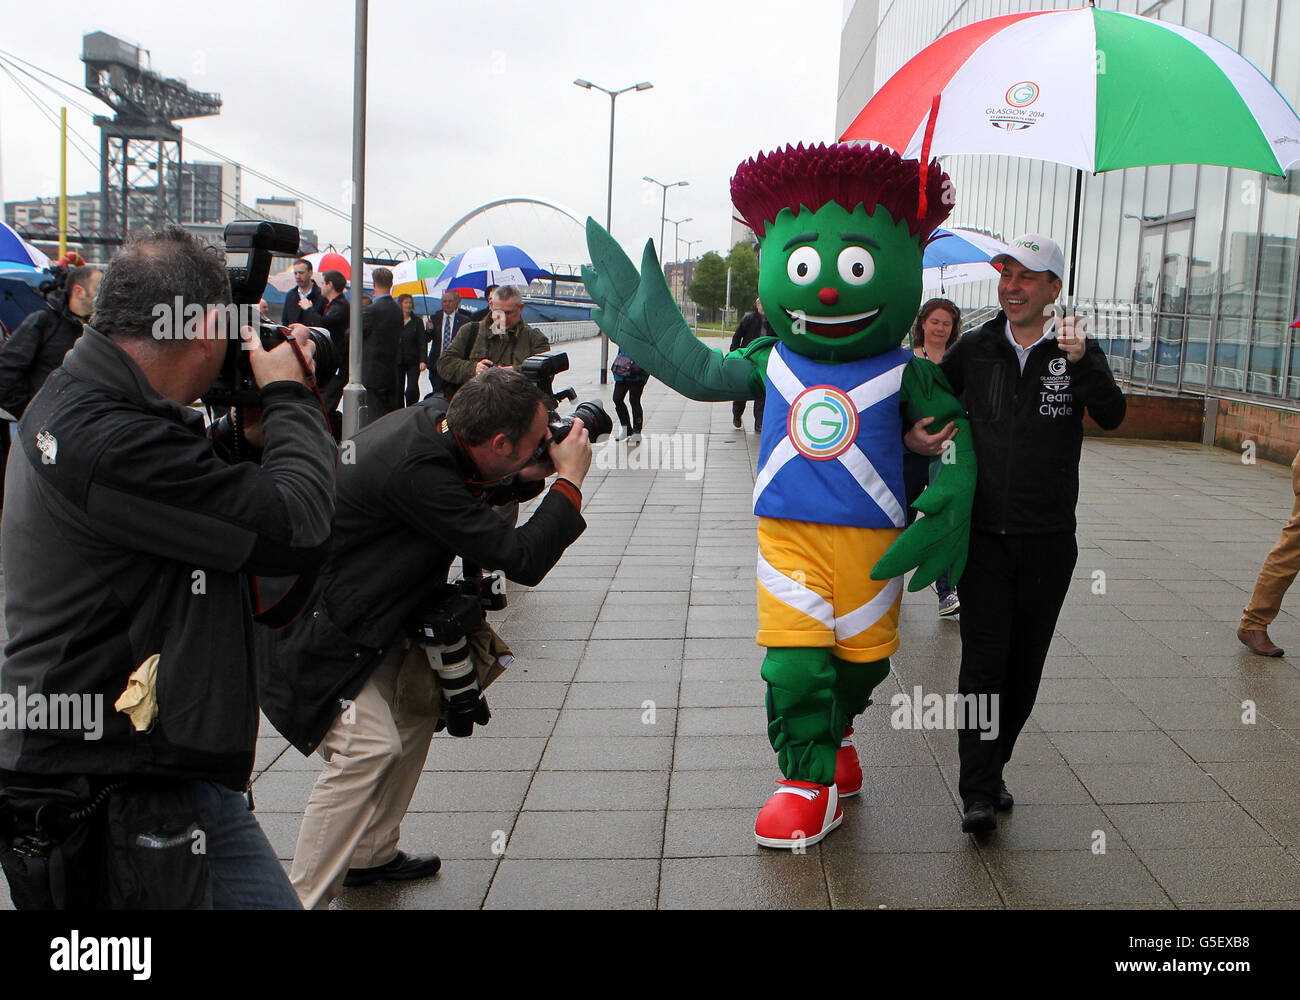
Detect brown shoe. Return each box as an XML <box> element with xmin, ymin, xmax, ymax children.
<box><xmin>1237</xmin><ymin>627</ymin><xmax>1284</xmax><ymax>657</ymax></box>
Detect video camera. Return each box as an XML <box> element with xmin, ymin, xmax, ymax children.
<box><xmin>202</xmin><ymin>221</ymin><xmax>336</xmax><ymax>413</ymax></box>
<box><xmin>519</xmin><ymin>351</ymin><xmax>613</xmax><ymax>462</ymax></box>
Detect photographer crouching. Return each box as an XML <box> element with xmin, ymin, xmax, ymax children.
<box><xmin>0</xmin><ymin>226</ymin><xmax>337</xmax><ymax>909</ymax></box>
<box><xmin>259</xmin><ymin>366</ymin><xmax>591</xmax><ymax>910</ymax></box>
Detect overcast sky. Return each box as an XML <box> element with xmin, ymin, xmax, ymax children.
<box><xmin>0</xmin><ymin>0</ymin><xmax>847</xmax><ymax>268</ymax></box>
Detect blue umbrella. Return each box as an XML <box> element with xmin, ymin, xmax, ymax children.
<box><xmin>922</xmin><ymin>227</ymin><xmax>1009</xmax><ymax>293</ymax></box>
<box><xmin>0</xmin><ymin>264</ymin><xmax>51</xmax><ymax>335</ymax></box>
<box><xmin>0</xmin><ymin>221</ymin><xmax>51</xmax><ymax>269</ymax></box>
<box><xmin>431</xmin><ymin>243</ymin><xmax>549</xmax><ymax>293</ymax></box>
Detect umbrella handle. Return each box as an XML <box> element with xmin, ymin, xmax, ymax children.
<box><xmin>918</xmin><ymin>94</ymin><xmax>941</xmax><ymax>221</ymax></box>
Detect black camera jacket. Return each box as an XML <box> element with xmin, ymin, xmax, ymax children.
<box><xmin>0</xmin><ymin>328</ymin><xmax>336</xmax><ymax>789</ymax></box>
<box><xmin>938</xmin><ymin>313</ymin><xmax>1126</xmax><ymax>536</ymax></box>
<box><xmin>258</xmin><ymin>400</ymin><xmax>587</xmax><ymax>756</ymax></box>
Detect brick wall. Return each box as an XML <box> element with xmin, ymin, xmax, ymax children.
<box><xmin>1083</xmin><ymin>394</ymin><xmax>1203</xmax><ymax>441</ymax></box>
<box><xmin>1213</xmin><ymin>400</ymin><xmax>1300</xmax><ymax>467</ymax></box>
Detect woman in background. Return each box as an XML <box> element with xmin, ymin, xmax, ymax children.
<box><xmin>611</xmin><ymin>349</ymin><xmax>649</xmax><ymax>445</ymax></box>
<box><xmin>906</xmin><ymin>297</ymin><xmax>963</xmax><ymax>617</ymax></box>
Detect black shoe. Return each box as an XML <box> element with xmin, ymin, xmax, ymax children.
<box><xmin>996</xmin><ymin>781</ymin><xmax>1013</xmax><ymax>812</ymax></box>
<box><xmin>343</xmin><ymin>850</ymin><xmax>442</xmax><ymax>887</ymax></box>
<box><xmin>961</xmin><ymin>800</ymin><xmax>997</xmax><ymax>833</ymax></box>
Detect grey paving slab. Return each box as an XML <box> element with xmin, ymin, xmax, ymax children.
<box><xmin>538</xmin><ymin>736</ymin><xmax>675</xmax><ymax>771</ymax></box>
<box><xmin>505</xmin><ymin>810</ymin><xmax>665</xmax><ymax>859</ymax></box>
<box><xmin>1136</xmin><ymin>846</ymin><xmax>1300</xmax><ymax>905</ymax></box>
<box><xmin>981</xmin><ymin>849</ymin><xmax>1172</xmax><ymax>907</ymax></box>
<box><xmin>825</xmin><ymin>851</ymin><xmax>1003</xmax><ymax>909</ymax></box>
<box><xmin>658</xmin><ymin>856</ymin><xmax>829</xmax><ymax>909</ymax></box>
<box><xmin>562</xmin><ymin>680</ymin><xmax>680</xmax><ymax>710</ymax></box>
<box><xmin>1103</xmin><ymin>802</ymin><xmax>1277</xmax><ymax>850</ymax></box>
<box><xmin>484</xmin><ymin>860</ymin><xmax>659</xmax><ymax>909</ymax></box>
<box><xmin>1072</xmin><ymin>761</ymin><xmax>1230</xmax><ymax>804</ymax></box>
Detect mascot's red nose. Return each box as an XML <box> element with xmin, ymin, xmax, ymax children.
<box><xmin>818</xmin><ymin>287</ymin><xmax>839</xmax><ymax>306</ymax></box>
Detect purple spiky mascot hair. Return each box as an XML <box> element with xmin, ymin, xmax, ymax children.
<box><xmin>730</xmin><ymin>142</ymin><xmax>953</xmax><ymax>242</ymax></box>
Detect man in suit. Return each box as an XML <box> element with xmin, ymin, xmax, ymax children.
<box><xmin>426</xmin><ymin>288</ymin><xmax>471</xmax><ymax>397</ymax></box>
<box><xmin>303</xmin><ymin>269</ymin><xmax>350</xmax><ymax>435</ymax></box>
<box><xmin>281</xmin><ymin>258</ymin><xmax>323</xmax><ymax>326</ymax></box>
<box><xmin>360</xmin><ymin>267</ymin><xmax>403</xmax><ymax>419</ymax></box>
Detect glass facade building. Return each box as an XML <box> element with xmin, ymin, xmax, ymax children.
<box><xmin>838</xmin><ymin>0</ymin><xmax>1300</xmax><ymax>407</ymax></box>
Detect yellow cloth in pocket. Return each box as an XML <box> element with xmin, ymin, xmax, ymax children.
<box><xmin>114</xmin><ymin>653</ymin><xmax>161</xmax><ymax>732</ymax></box>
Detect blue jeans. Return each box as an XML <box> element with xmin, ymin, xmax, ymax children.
<box><xmin>935</xmin><ymin>571</ymin><xmax>954</xmax><ymax>600</ymax></box>
<box><xmin>192</xmin><ymin>781</ymin><xmax>301</xmax><ymax>910</ymax></box>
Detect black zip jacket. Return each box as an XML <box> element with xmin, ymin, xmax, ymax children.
<box><xmin>0</xmin><ymin>293</ymin><xmax>86</xmax><ymax>420</ymax></box>
<box><xmin>0</xmin><ymin>328</ymin><xmax>336</xmax><ymax>788</ymax></box>
<box><xmin>258</xmin><ymin>399</ymin><xmax>587</xmax><ymax>755</ymax></box>
<box><xmin>939</xmin><ymin>313</ymin><xmax>1125</xmax><ymax>535</ymax></box>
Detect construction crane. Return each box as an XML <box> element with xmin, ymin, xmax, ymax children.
<box><xmin>82</xmin><ymin>31</ymin><xmax>222</xmax><ymax>239</ymax></box>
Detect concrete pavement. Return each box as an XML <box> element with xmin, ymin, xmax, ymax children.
<box><xmin>3</xmin><ymin>334</ymin><xmax>1300</xmax><ymax>909</ymax></box>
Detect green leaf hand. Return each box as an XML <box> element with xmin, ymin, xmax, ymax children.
<box><xmin>582</xmin><ymin>218</ymin><xmax>754</xmax><ymax>402</ymax></box>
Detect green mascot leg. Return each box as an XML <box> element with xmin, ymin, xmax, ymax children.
<box><xmin>831</xmin><ymin>655</ymin><xmax>891</xmax><ymax>734</ymax></box>
<box><xmin>761</xmin><ymin>646</ymin><xmax>839</xmax><ymax>785</ymax></box>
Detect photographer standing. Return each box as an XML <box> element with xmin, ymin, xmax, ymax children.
<box><xmin>259</xmin><ymin>367</ymin><xmax>591</xmax><ymax>910</ymax></box>
<box><xmin>0</xmin><ymin>226</ymin><xmax>336</xmax><ymax>909</ymax></box>
<box><xmin>435</xmin><ymin>285</ymin><xmax>550</xmax><ymax>398</ymax></box>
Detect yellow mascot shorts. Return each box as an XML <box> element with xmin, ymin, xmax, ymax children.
<box><xmin>756</xmin><ymin>517</ymin><xmax>903</xmax><ymax>663</ymax></box>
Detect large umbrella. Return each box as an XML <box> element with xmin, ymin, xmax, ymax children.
<box><xmin>430</xmin><ymin>244</ymin><xmax>548</xmax><ymax>293</ymax></box>
<box><xmin>0</xmin><ymin>222</ymin><xmax>52</xmax><ymax>270</ymax></box>
<box><xmin>841</xmin><ymin>4</ymin><xmax>1300</xmax><ymax>296</ymax></box>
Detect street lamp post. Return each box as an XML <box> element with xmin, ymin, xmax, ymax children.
<box><xmin>643</xmin><ymin>176</ymin><xmax>688</xmax><ymax>265</ymax></box>
<box><xmin>574</xmin><ymin>77</ymin><xmax>653</xmax><ymax>385</ymax></box>
<box><xmin>678</xmin><ymin>236</ymin><xmax>702</xmax><ymax>312</ymax></box>
<box><xmin>670</xmin><ymin>218</ymin><xmax>691</xmax><ymax>308</ymax></box>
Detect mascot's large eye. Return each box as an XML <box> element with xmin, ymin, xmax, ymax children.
<box><xmin>786</xmin><ymin>247</ymin><xmax>820</xmax><ymax>286</ymax></box>
<box><xmin>838</xmin><ymin>246</ymin><xmax>876</xmax><ymax>285</ymax></box>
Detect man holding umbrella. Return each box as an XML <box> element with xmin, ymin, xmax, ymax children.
<box><xmin>908</xmin><ymin>234</ymin><xmax>1126</xmax><ymax>834</ymax></box>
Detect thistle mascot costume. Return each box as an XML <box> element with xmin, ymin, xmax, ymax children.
<box><xmin>583</xmin><ymin>143</ymin><xmax>975</xmax><ymax>848</ymax></box>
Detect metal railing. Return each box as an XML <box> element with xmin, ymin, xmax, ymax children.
<box><xmin>533</xmin><ymin>320</ymin><xmax>600</xmax><ymax>344</ymax></box>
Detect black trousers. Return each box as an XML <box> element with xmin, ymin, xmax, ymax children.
<box><xmin>613</xmin><ymin>379</ymin><xmax>646</xmax><ymax>432</ymax></box>
<box><xmin>732</xmin><ymin>388</ymin><xmax>765</xmax><ymax>428</ymax></box>
<box><xmin>400</xmin><ymin>364</ymin><xmax>421</xmax><ymax>407</ymax></box>
<box><xmin>957</xmin><ymin>529</ymin><xmax>1077</xmax><ymax>806</ymax></box>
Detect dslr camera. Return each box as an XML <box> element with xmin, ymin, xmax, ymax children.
<box><xmin>418</xmin><ymin>589</ymin><xmax>490</xmax><ymax>737</ymax></box>
<box><xmin>519</xmin><ymin>351</ymin><xmax>613</xmax><ymax>462</ymax></box>
<box><xmin>203</xmin><ymin>221</ymin><xmax>336</xmax><ymax>413</ymax></box>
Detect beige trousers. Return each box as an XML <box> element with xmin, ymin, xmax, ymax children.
<box><xmin>1242</xmin><ymin>450</ymin><xmax>1300</xmax><ymax>630</ymax></box>
<box><xmin>290</xmin><ymin>653</ymin><xmax>437</xmax><ymax>910</ymax></box>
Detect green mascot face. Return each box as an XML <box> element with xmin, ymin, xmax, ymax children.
<box><xmin>759</xmin><ymin>201</ymin><xmax>923</xmax><ymax>364</ymax></box>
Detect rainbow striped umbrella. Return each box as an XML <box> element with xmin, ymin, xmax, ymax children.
<box><xmin>390</xmin><ymin>257</ymin><xmax>447</xmax><ymax>299</ymax></box>
<box><xmin>841</xmin><ymin>5</ymin><xmax>1300</xmax><ymax>177</ymax></box>
<box><xmin>841</xmin><ymin>4</ymin><xmax>1300</xmax><ymax>296</ymax></box>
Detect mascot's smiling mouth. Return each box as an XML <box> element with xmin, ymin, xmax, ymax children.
<box><xmin>783</xmin><ymin>307</ymin><xmax>880</xmax><ymax>339</ymax></box>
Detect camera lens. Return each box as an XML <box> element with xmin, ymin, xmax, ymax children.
<box><xmin>573</xmin><ymin>401</ymin><xmax>613</xmax><ymax>441</ymax></box>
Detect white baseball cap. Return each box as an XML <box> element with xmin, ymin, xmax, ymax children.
<box><xmin>993</xmin><ymin>233</ymin><xmax>1066</xmax><ymax>280</ymax></box>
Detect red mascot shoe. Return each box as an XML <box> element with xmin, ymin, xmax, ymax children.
<box><xmin>835</xmin><ymin>727</ymin><xmax>863</xmax><ymax>798</ymax></box>
<box><xmin>754</xmin><ymin>779</ymin><xmax>842</xmax><ymax>849</ymax></box>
